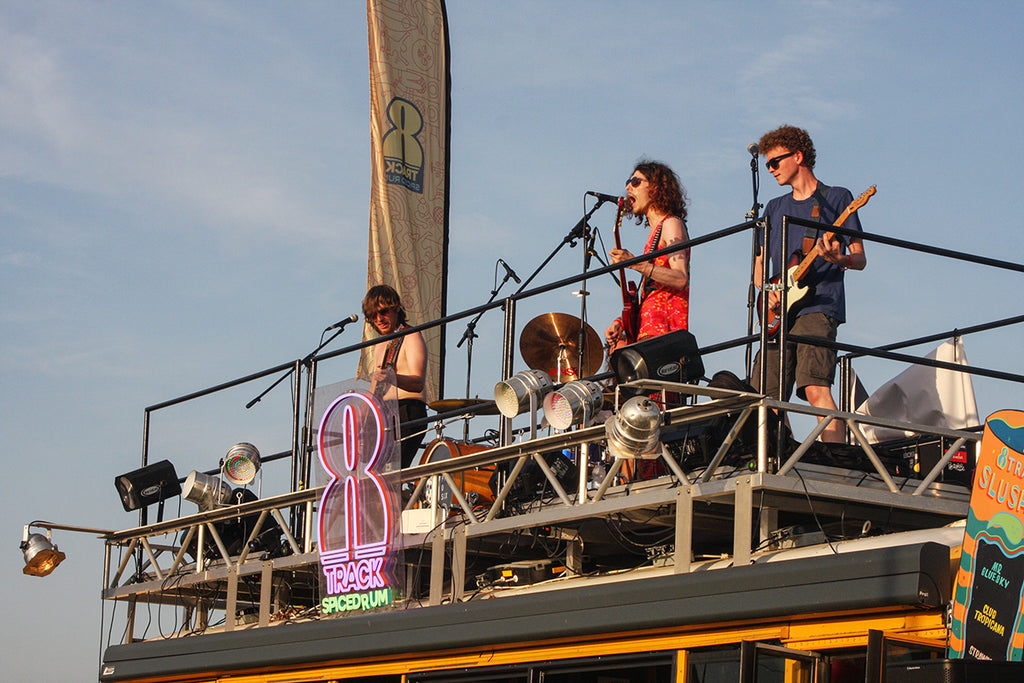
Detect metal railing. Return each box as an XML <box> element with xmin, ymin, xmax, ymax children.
<box><xmin>105</xmin><ymin>214</ymin><xmax>1021</xmax><ymax>638</ymax></box>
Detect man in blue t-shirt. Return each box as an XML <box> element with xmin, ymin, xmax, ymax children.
<box><xmin>752</xmin><ymin>125</ymin><xmax>867</xmax><ymax>443</ymax></box>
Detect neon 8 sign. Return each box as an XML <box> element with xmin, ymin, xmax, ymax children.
<box><xmin>316</xmin><ymin>390</ymin><xmax>399</xmax><ymax>613</ymax></box>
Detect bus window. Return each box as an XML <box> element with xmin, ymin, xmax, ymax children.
<box><xmin>685</xmin><ymin>646</ymin><xmax>740</xmax><ymax>683</ymax></box>
<box><xmin>739</xmin><ymin>642</ymin><xmax>820</xmax><ymax>683</ymax></box>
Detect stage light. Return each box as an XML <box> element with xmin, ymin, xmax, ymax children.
<box><xmin>610</xmin><ymin>329</ymin><xmax>704</xmax><ymax>389</ymax></box>
<box><xmin>543</xmin><ymin>380</ymin><xmax>603</xmax><ymax>430</ymax></box>
<box><xmin>20</xmin><ymin>532</ymin><xmax>65</xmax><ymax>577</ymax></box>
<box><xmin>494</xmin><ymin>369</ymin><xmax>553</xmax><ymax>418</ymax></box>
<box><xmin>114</xmin><ymin>459</ymin><xmax>182</xmax><ymax>513</ymax></box>
<box><xmin>605</xmin><ymin>396</ymin><xmax>663</xmax><ymax>459</ymax></box>
<box><xmin>222</xmin><ymin>442</ymin><xmax>261</xmax><ymax>486</ymax></box>
<box><xmin>19</xmin><ymin>522</ymin><xmax>113</xmax><ymax>578</ymax></box>
<box><xmin>182</xmin><ymin>470</ymin><xmax>232</xmax><ymax>512</ymax></box>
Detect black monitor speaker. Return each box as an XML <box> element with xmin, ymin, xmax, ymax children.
<box><xmin>610</xmin><ymin>329</ymin><xmax>704</xmax><ymax>396</ymax></box>
<box><xmin>114</xmin><ymin>459</ymin><xmax>182</xmax><ymax>512</ymax></box>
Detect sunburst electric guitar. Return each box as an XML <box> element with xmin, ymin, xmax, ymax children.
<box><xmin>758</xmin><ymin>185</ymin><xmax>876</xmax><ymax>337</ymax></box>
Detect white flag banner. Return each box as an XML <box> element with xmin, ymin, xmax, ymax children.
<box><xmin>856</xmin><ymin>338</ymin><xmax>979</xmax><ymax>442</ymax></box>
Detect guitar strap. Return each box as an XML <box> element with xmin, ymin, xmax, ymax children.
<box><xmin>380</xmin><ymin>324</ymin><xmax>407</xmax><ymax>369</ymax></box>
<box><xmin>639</xmin><ymin>220</ymin><xmax>665</xmax><ymax>301</ymax></box>
<box><xmin>802</xmin><ymin>183</ymin><xmax>832</xmax><ymax>256</ymax></box>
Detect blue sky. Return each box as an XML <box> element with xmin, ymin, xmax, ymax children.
<box><xmin>2</xmin><ymin>1</ymin><xmax>1023</xmax><ymax>679</ymax></box>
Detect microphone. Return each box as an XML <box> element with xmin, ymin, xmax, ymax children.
<box><xmin>325</xmin><ymin>313</ymin><xmax>359</xmax><ymax>331</ymax></box>
<box><xmin>747</xmin><ymin>143</ymin><xmax>759</xmax><ymax>156</ymax></box>
<box><xmin>498</xmin><ymin>258</ymin><xmax>521</xmax><ymax>284</ymax></box>
<box><xmin>586</xmin><ymin>191</ymin><xmax>622</xmax><ymax>204</ymax></box>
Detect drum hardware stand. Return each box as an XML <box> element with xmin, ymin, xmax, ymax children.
<box><xmin>457</xmin><ymin>260</ymin><xmax>518</xmax><ymax>441</ymax></box>
<box><xmin>573</xmin><ymin>209</ymin><xmax>601</xmax><ymax>381</ymax></box>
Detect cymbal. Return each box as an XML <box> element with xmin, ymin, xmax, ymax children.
<box><xmin>428</xmin><ymin>398</ymin><xmax>499</xmax><ymax>415</ymax></box>
<box><xmin>520</xmin><ymin>312</ymin><xmax>604</xmax><ymax>380</ymax></box>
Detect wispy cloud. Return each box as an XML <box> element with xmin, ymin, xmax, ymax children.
<box><xmin>0</xmin><ymin>5</ymin><xmax>369</xmax><ymax>256</ymax></box>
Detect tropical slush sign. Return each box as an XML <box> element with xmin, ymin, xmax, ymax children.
<box><xmin>950</xmin><ymin>410</ymin><xmax>1024</xmax><ymax>660</ymax></box>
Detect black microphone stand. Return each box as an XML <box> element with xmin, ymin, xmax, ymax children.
<box><xmin>246</xmin><ymin>323</ymin><xmax>355</xmax><ymax>410</ymax></box>
<box><xmin>744</xmin><ymin>149</ymin><xmax>763</xmax><ymax>381</ymax></box>
<box><xmin>510</xmin><ymin>197</ymin><xmax>612</xmax><ymax>381</ymax></box>
<box><xmin>458</xmin><ymin>260</ymin><xmax>516</xmax><ymax>401</ymax></box>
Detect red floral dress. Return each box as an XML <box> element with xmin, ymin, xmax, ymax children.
<box><xmin>638</xmin><ymin>219</ymin><xmax>689</xmax><ymax>338</ymax></box>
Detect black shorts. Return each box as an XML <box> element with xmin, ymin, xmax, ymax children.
<box><xmin>752</xmin><ymin>313</ymin><xmax>838</xmax><ymax>401</ymax></box>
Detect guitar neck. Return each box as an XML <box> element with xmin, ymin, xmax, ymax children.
<box><xmin>789</xmin><ymin>189</ymin><xmax>870</xmax><ymax>282</ymax></box>
<box><xmin>612</xmin><ymin>198</ymin><xmax>630</xmax><ymax>299</ymax></box>
<box><xmin>790</xmin><ymin>230</ymin><xmax>834</xmax><ymax>282</ymax></box>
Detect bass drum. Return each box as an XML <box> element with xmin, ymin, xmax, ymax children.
<box><xmin>414</xmin><ymin>438</ymin><xmax>495</xmax><ymax>508</ymax></box>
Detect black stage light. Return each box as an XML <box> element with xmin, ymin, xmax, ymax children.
<box><xmin>609</xmin><ymin>329</ymin><xmax>704</xmax><ymax>390</ymax></box>
<box><xmin>114</xmin><ymin>460</ymin><xmax>182</xmax><ymax>513</ymax></box>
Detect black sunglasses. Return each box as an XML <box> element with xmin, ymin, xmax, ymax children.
<box><xmin>765</xmin><ymin>151</ymin><xmax>797</xmax><ymax>171</ymax></box>
<box><xmin>625</xmin><ymin>176</ymin><xmax>643</xmax><ymax>187</ymax></box>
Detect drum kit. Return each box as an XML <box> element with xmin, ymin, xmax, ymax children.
<box><xmin>420</xmin><ymin>312</ymin><xmax>604</xmax><ymax>511</ymax></box>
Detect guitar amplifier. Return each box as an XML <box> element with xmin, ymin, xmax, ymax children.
<box><xmin>877</xmin><ymin>435</ymin><xmax>977</xmax><ymax>488</ymax></box>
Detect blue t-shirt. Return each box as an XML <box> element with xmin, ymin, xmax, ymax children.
<box><xmin>760</xmin><ymin>183</ymin><xmax>863</xmax><ymax>324</ymax></box>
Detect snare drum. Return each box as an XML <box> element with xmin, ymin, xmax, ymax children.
<box><xmin>415</xmin><ymin>438</ymin><xmax>495</xmax><ymax>507</ymax></box>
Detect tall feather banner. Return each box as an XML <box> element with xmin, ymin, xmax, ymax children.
<box><xmin>365</xmin><ymin>0</ymin><xmax>450</xmax><ymax>401</ymax></box>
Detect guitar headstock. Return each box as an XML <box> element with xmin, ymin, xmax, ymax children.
<box><xmin>850</xmin><ymin>185</ymin><xmax>876</xmax><ymax>212</ymax></box>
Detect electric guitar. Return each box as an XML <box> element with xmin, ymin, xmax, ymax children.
<box><xmin>612</xmin><ymin>197</ymin><xmax>640</xmax><ymax>344</ymax></box>
<box><xmin>758</xmin><ymin>185</ymin><xmax>876</xmax><ymax>337</ymax></box>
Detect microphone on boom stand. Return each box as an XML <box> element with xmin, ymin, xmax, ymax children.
<box><xmin>585</xmin><ymin>191</ymin><xmax>622</xmax><ymax>205</ymax></box>
<box><xmin>497</xmin><ymin>259</ymin><xmax>521</xmax><ymax>284</ymax></box>
<box><xmin>246</xmin><ymin>314</ymin><xmax>361</xmax><ymax>410</ymax></box>
<box><xmin>324</xmin><ymin>313</ymin><xmax>359</xmax><ymax>332</ymax></box>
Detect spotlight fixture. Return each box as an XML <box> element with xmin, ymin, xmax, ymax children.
<box><xmin>222</xmin><ymin>442</ymin><xmax>261</xmax><ymax>486</ymax></box>
<box><xmin>114</xmin><ymin>459</ymin><xmax>182</xmax><ymax>513</ymax></box>
<box><xmin>543</xmin><ymin>380</ymin><xmax>604</xmax><ymax>430</ymax></box>
<box><xmin>20</xmin><ymin>532</ymin><xmax>65</xmax><ymax>577</ymax></box>
<box><xmin>605</xmin><ymin>396</ymin><xmax>663</xmax><ymax>459</ymax></box>
<box><xmin>610</xmin><ymin>329</ymin><xmax>704</xmax><ymax>390</ymax></box>
<box><xmin>183</xmin><ymin>471</ymin><xmax>232</xmax><ymax>512</ymax></box>
<box><xmin>19</xmin><ymin>522</ymin><xmax>113</xmax><ymax>578</ymax></box>
<box><xmin>494</xmin><ymin>369</ymin><xmax>553</xmax><ymax>419</ymax></box>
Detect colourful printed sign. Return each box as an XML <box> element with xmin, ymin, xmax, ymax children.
<box><xmin>316</xmin><ymin>390</ymin><xmax>400</xmax><ymax>615</ymax></box>
<box><xmin>950</xmin><ymin>409</ymin><xmax>1024</xmax><ymax>660</ymax></box>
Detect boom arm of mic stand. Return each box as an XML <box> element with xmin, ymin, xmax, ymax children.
<box><xmin>457</xmin><ymin>268</ymin><xmax>514</xmax><ymax>350</ymax></box>
<box><xmin>515</xmin><ymin>200</ymin><xmax>605</xmax><ymax>295</ymax></box>
<box><xmin>245</xmin><ymin>326</ymin><xmax>348</xmax><ymax>409</ymax></box>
